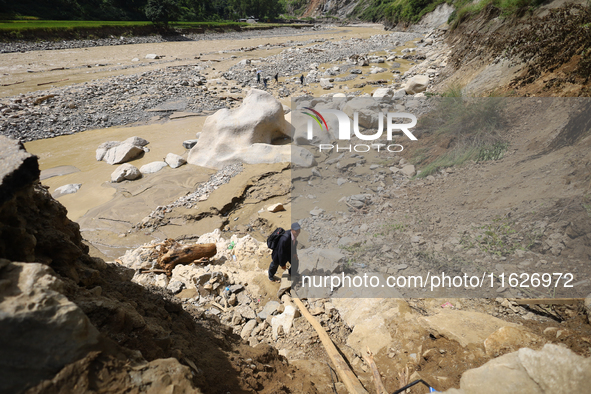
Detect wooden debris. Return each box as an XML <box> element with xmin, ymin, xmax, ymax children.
<box><xmin>157</xmin><ymin>239</ymin><xmax>216</xmax><ymax>275</ymax></box>
<box><xmin>37</xmin><ymin>78</ymin><xmax>69</xmax><ymax>86</ymax></box>
<box><xmin>1</xmin><ymin>81</ymin><xmax>24</xmax><ymax>87</ymax></box>
<box><xmin>293</xmin><ymin>297</ymin><xmax>368</xmax><ymax>394</ymax></box>
<box><xmin>363</xmin><ymin>347</ymin><xmax>388</xmax><ymax>394</ymax></box>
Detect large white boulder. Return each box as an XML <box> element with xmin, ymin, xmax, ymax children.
<box><xmin>188</xmin><ymin>89</ymin><xmax>315</xmax><ymax>169</ymax></box>
<box><xmin>404</xmin><ymin>75</ymin><xmax>430</xmax><ymax>94</ymax></box>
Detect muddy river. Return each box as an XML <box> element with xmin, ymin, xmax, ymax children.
<box><xmin>11</xmin><ymin>25</ymin><xmax>419</xmax><ymax>259</ymax></box>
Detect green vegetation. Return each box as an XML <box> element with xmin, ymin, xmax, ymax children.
<box><xmin>0</xmin><ymin>0</ymin><xmax>285</xmax><ymax>23</ymax></box>
<box><xmin>461</xmin><ymin>216</ymin><xmax>541</xmax><ymax>256</ymax></box>
<box><xmin>413</xmin><ymin>88</ymin><xmax>508</xmax><ymax>178</ymax></box>
<box><xmin>350</xmin><ymin>0</ymin><xmax>547</xmax><ymax>27</ymax></box>
<box><xmin>449</xmin><ymin>0</ymin><xmax>546</xmax><ymax>29</ymax></box>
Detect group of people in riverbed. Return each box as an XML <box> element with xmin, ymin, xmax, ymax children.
<box><xmin>256</xmin><ymin>70</ymin><xmax>304</xmax><ymax>89</ymax></box>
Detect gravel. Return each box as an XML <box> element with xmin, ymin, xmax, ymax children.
<box><xmin>0</xmin><ymin>26</ymin><xmax>329</xmax><ymax>54</ymax></box>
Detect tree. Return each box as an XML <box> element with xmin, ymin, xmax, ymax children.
<box><xmin>145</xmin><ymin>0</ymin><xmax>180</xmax><ymax>26</ymax></box>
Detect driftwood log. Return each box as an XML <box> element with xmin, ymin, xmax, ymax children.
<box><xmin>157</xmin><ymin>240</ymin><xmax>217</xmax><ymax>275</ymax></box>
<box><xmin>293</xmin><ymin>297</ymin><xmax>368</xmax><ymax>394</ymax></box>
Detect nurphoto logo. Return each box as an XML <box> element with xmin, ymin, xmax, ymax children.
<box><xmin>301</xmin><ymin>108</ymin><xmax>418</xmax><ymax>153</ymax></box>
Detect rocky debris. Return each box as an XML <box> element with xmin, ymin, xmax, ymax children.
<box><xmin>133</xmin><ymin>164</ymin><xmax>243</xmax><ymax>230</ymax></box>
<box><xmin>187</xmin><ymin>89</ymin><xmax>315</xmax><ymax>169</ymax></box>
<box><xmin>165</xmin><ymin>153</ymin><xmax>187</xmax><ymax>169</ymax></box>
<box><xmin>182</xmin><ymin>139</ymin><xmax>199</xmax><ymax>149</ymax></box>
<box><xmin>0</xmin><ymin>66</ymin><xmax>226</xmax><ymax>142</ymax></box>
<box><xmin>484</xmin><ymin>326</ymin><xmax>544</xmax><ymax>357</ymax></box>
<box><xmin>0</xmin><ymin>26</ymin><xmax>326</xmax><ymax>54</ymax></box>
<box><xmin>0</xmin><ymin>136</ymin><xmax>40</xmax><ymax>205</ymax></box>
<box><xmin>404</xmin><ymin>74</ymin><xmax>430</xmax><ymax>94</ymax></box>
<box><xmin>111</xmin><ymin>163</ymin><xmax>141</xmax><ymax>183</ymax></box>
<box><xmin>139</xmin><ymin>161</ymin><xmax>168</xmax><ymax>174</ymax></box>
<box><xmin>442</xmin><ymin>344</ymin><xmax>591</xmax><ymax>394</ymax></box>
<box><xmin>419</xmin><ymin>310</ymin><xmax>519</xmax><ymax>348</ymax></box>
<box><xmin>51</xmin><ymin>183</ymin><xmax>81</xmax><ymax>198</ymax></box>
<box><xmin>224</xmin><ymin>32</ymin><xmax>422</xmax><ymax>89</ymax></box>
<box><xmin>0</xmin><ymin>261</ymin><xmax>100</xmax><ymax>393</ymax></box>
<box><xmin>0</xmin><ymin>136</ymin><xmax>321</xmax><ymax>394</ymax></box>
<box><xmin>267</xmin><ymin>203</ymin><xmax>285</xmax><ymax>213</ymax></box>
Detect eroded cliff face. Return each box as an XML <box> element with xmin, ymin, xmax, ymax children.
<box><xmin>0</xmin><ymin>136</ymin><xmax>317</xmax><ymax>394</ymax></box>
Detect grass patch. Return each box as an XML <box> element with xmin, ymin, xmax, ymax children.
<box><xmin>449</xmin><ymin>0</ymin><xmax>547</xmax><ymax>29</ymax></box>
<box><xmin>414</xmin><ymin>89</ymin><xmax>508</xmax><ymax>178</ymax></box>
<box><xmin>461</xmin><ymin>215</ymin><xmax>542</xmax><ymax>256</ymax></box>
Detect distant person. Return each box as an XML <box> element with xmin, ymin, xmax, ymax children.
<box><xmin>274</xmin><ymin>73</ymin><xmax>279</xmax><ymax>84</ymax></box>
<box><xmin>268</xmin><ymin>222</ymin><xmax>300</xmax><ymax>282</ymax></box>
<box><xmin>300</xmin><ymin>74</ymin><xmax>304</xmax><ymax>85</ymax></box>
<box><xmin>263</xmin><ymin>77</ymin><xmax>268</xmax><ymax>89</ymax></box>
<box><xmin>256</xmin><ymin>70</ymin><xmax>261</xmax><ymax>84</ymax></box>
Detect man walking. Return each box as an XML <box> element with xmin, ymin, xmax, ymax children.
<box><xmin>268</xmin><ymin>222</ymin><xmax>300</xmax><ymax>282</ymax></box>
<box><xmin>256</xmin><ymin>70</ymin><xmax>261</xmax><ymax>84</ymax></box>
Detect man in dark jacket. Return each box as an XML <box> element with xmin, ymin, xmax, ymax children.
<box><xmin>268</xmin><ymin>222</ymin><xmax>300</xmax><ymax>282</ymax></box>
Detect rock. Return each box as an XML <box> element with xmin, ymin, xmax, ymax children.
<box><xmin>484</xmin><ymin>326</ymin><xmax>544</xmax><ymax>357</ymax></box>
<box><xmin>241</xmin><ymin>319</ymin><xmax>257</xmax><ymax>339</ymax></box>
<box><xmin>123</xmin><ymin>136</ymin><xmax>149</xmax><ymax>147</ymax></box>
<box><xmin>332</xmin><ymin>298</ymin><xmax>406</xmax><ymax>355</ymax></box>
<box><xmin>183</xmin><ymin>139</ymin><xmax>199</xmax><ymax>149</ymax></box>
<box><xmin>372</xmin><ymin>88</ymin><xmax>393</xmax><ymax>99</ymax></box>
<box><xmin>310</xmin><ymin>208</ymin><xmax>324</xmax><ymax>216</ymax></box>
<box><xmin>337</xmin><ymin>237</ymin><xmax>356</xmax><ymax>247</ymax></box>
<box><xmin>300</xmin><ymin>248</ymin><xmax>345</xmax><ymax>274</ymax></box>
<box><xmin>442</xmin><ymin>344</ymin><xmax>591</xmax><ymax>394</ymax></box>
<box><xmin>96</xmin><ymin>141</ymin><xmax>120</xmax><ymax>161</ymax></box>
<box><xmin>165</xmin><ymin>153</ymin><xmax>186</xmax><ymax>169</ymax></box>
<box><xmin>320</xmin><ymin>78</ymin><xmax>334</xmax><ymax>89</ymax></box>
<box><xmin>0</xmin><ymin>262</ymin><xmax>100</xmax><ymax>393</ymax></box>
<box><xmin>369</xmin><ymin>67</ymin><xmax>387</xmax><ymax>74</ymax></box>
<box><xmin>139</xmin><ymin>161</ymin><xmax>168</xmax><ymax>174</ymax></box>
<box><xmin>145</xmin><ymin>54</ymin><xmax>160</xmax><ymax>59</ymax></box>
<box><xmin>400</xmin><ymin>165</ymin><xmax>416</xmax><ymax>177</ymax></box>
<box><xmin>271</xmin><ymin>305</ymin><xmax>297</xmax><ymax>340</ymax></box>
<box><xmin>267</xmin><ymin>203</ymin><xmax>285</xmax><ymax>212</ymax></box>
<box><xmin>337</xmin><ymin>178</ymin><xmax>347</xmax><ymax>186</ymax></box>
<box><xmin>258</xmin><ymin>301</ymin><xmax>280</xmax><ymax>320</ymax></box>
<box><xmin>188</xmin><ymin>89</ymin><xmax>314</xmax><ymax>169</ymax></box>
<box><xmin>342</xmin><ymin>97</ymin><xmax>381</xmax><ymax>129</ymax></box>
<box><xmin>350</xmin><ymin>69</ymin><xmax>362</xmax><ymax>74</ymax></box>
<box><xmin>393</xmin><ymin>88</ymin><xmax>406</xmax><ymax>98</ymax></box>
<box><xmin>103</xmin><ymin>142</ymin><xmax>144</xmax><ymax>165</ymax></box>
<box><xmin>419</xmin><ymin>310</ymin><xmax>518</xmax><ymax>347</ymax></box>
<box><xmin>111</xmin><ymin>163</ymin><xmax>141</xmax><ymax>183</ymax></box>
<box><xmin>52</xmin><ymin>183</ymin><xmax>81</xmax><ymax>198</ymax></box>
<box><xmin>404</xmin><ymin>75</ymin><xmax>429</xmax><ymax>94</ymax></box>
<box><xmin>166</xmin><ymin>280</ymin><xmax>185</xmax><ymax>294</ymax></box>
<box><xmin>237</xmin><ymin>59</ymin><xmax>251</xmax><ymax>66</ymax></box>
<box><xmin>333</xmin><ymin>93</ymin><xmax>347</xmax><ymax>98</ymax></box>
<box><xmin>236</xmin><ymin>305</ymin><xmax>256</xmax><ymax>320</ymax></box>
